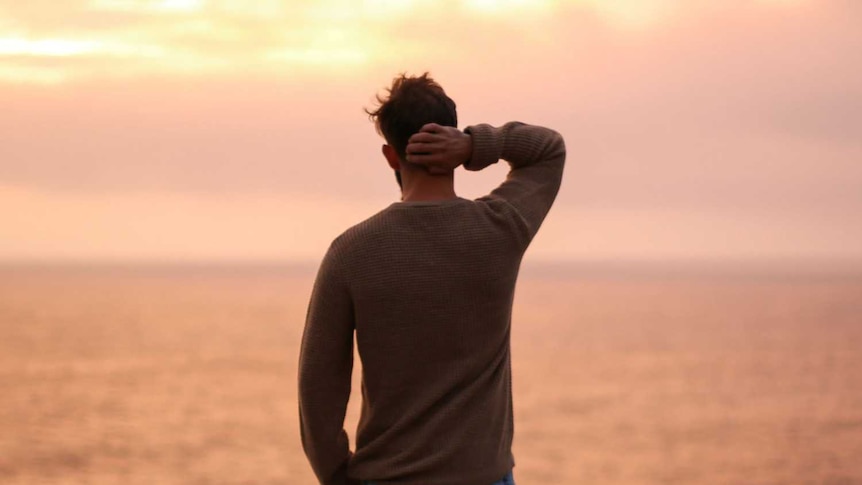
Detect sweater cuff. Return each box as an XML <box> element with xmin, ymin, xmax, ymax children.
<box><xmin>325</xmin><ymin>461</ymin><xmax>361</xmax><ymax>485</ymax></box>
<box><xmin>463</xmin><ymin>124</ymin><xmax>501</xmax><ymax>171</ymax></box>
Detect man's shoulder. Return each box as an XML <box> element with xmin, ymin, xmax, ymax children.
<box><xmin>327</xmin><ymin>196</ymin><xmax>531</xmax><ymax>259</ymax></box>
<box><xmin>329</xmin><ymin>204</ymin><xmax>396</xmax><ymax>253</ymax></box>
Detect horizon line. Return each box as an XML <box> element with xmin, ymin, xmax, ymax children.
<box><xmin>3</xmin><ymin>257</ymin><xmax>862</xmax><ymax>276</ymax></box>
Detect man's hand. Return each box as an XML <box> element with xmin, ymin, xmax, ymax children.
<box><xmin>405</xmin><ymin>123</ymin><xmax>472</xmax><ymax>175</ymax></box>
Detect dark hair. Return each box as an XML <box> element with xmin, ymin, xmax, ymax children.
<box><xmin>365</xmin><ymin>72</ymin><xmax>458</xmax><ymax>162</ymax></box>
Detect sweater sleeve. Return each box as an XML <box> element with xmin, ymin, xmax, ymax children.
<box><xmin>463</xmin><ymin>122</ymin><xmax>566</xmax><ymax>241</ymax></box>
<box><xmin>298</xmin><ymin>242</ymin><xmax>359</xmax><ymax>485</ymax></box>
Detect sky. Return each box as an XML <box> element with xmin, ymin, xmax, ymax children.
<box><xmin>1</xmin><ymin>0</ymin><xmax>860</xmax><ymax>264</ymax></box>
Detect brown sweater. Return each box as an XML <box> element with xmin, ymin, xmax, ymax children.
<box><xmin>298</xmin><ymin>122</ymin><xmax>566</xmax><ymax>485</ymax></box>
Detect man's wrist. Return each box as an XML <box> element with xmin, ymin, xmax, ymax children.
<box><xmin>462</xmin><ymin>124</ymin><xmax>500</xmax><ymax>171</ymax></box>
<box><xmin>460</xmin><ymin>131</ymin><xmax>473</xmax><ymax>168</ymax></box>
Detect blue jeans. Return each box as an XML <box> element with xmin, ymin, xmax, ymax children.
<box><xmin>362</xmin><ymin>470</ymin><xmax>514</xmax><ymax>485</ymax></box>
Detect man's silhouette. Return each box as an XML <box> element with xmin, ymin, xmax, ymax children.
<box><xmin>298</xmin><ymin>73</ymin><xmax>566</xmax><ymax>485</ymax></box>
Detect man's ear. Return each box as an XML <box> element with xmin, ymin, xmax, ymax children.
<box><xmin>382</xmin><ymin>144</ymin><xmax>401</xmax><ymax>170</ymax></box>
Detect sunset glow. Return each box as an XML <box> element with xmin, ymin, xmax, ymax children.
<box><xmin>0</xmin><ymin>0</ymin><xmax>743</xmax><ymax>85</ymax></box>
<box><xmin>1</xmin><ymin>0</ymin><xmax>858</xmax><ymax>263</ymax></box>
<box><xmin>581</xmin><ymin>0</ymin><xmax>675</xmax><ymax>27</ymax></box>
<box><xmin>0</xmin><ymin>37</ymin><xmax>102</xmax><ymax>57</ymax></box>
<box><xmin>3</xmin><ymin>9</ymin><xmax>859</xmax><ymax>485</ymax></box>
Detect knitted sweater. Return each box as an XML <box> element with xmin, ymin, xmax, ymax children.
<box><xmin>298</xmin><ymin>122</ymin><xmax>566</xmax><ymax>485</ymax></box>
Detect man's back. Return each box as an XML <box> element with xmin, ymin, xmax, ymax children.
<box><xmin>299</xmin><ymin>123</ymin><xmax>566</xmax><ymax>485</ymax></box>
<box><xmin>342</xmin><ymin>196</ymin><xmax>523</xmax><ymax>482</ymax></box>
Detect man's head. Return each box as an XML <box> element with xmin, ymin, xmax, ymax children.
<box><xmin>366</xmin><ymin>73</ymin><xmax>457</xmax><ymax>188</ymax></box>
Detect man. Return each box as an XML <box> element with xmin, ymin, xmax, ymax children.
<box><xmin>298</xmin><ymin>73</ymin><xmax>566</xmax><ymax>485</ymax></box>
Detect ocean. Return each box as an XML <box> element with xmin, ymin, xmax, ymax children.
<box><xmin>1</xmin><ymin>264</ymin><xmax>860</xmax><ymax>485</ymax></box>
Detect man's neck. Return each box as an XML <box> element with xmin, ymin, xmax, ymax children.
<box><xmin>399</xmin><ymin>172</ymin><xmax>457</xmax><ymax>202</ymax></box>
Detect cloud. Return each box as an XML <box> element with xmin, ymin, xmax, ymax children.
<box><xmin>1</xmin><ymin>0</ymin><xmax>860</xmax><ymax>261</ymax></box>
<box><xmin>3</xmin><ymin>1</ymin><xmax>858</xmax><ymax>189</ymax></box>
<box><xmin>0</xmin><ymin>1</ymin><xmax>741</xmax><ymax>84</ymax></box>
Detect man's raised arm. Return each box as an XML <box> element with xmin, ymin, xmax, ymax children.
<box><xmin>407</xmin><ymin>122</ymin><xmax>566</xmax><ymax>242</ymax></box>
<box><xmin>464</xmin><ymin>122</ymin><xmax>566</xmax><ymax>241</ymax></box>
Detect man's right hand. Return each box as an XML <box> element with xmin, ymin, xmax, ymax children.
<box><xmin>405</xmin><ymin>123</ymin><xmax>472</xmax><ymax>175</ymax></box>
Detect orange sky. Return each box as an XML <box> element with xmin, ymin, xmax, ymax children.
<box><xmin>1</xmin><ymin>0</ymin><xmax>860</xmax><ymax>263</ymax></box>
